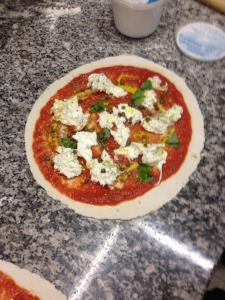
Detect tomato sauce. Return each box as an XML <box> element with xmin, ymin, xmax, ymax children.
<box><xmin>0</xmin><ymin>271</ymin><xmax>40</xmax><ymax>300</ymax></box>
<box><xmin>33</xmin><ymin>66</ymin><xmax>192</xmax><ymax>206</ymax></box>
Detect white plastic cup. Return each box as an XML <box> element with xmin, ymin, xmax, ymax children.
<box><xmin>112</xmin><ymin>0</ymin><xmax>166</xmax><ymax>38</ymax></box>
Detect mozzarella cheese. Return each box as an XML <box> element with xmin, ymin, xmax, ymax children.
<box><xmin>142</xmin><ymin>104</ymin><xmax>183</xmax><ymax>134</ymax></box>
<box><xmin>73</xmin><ymin>131</ymin><xmax>97</xmax><ymax>163</ymax></box>
<box><xmin>53</xmin><ymin>146</ymin><xmax>82</xmax><ymax>179</ymax></box>
<box><xmin>142</xmin><ymin>144</ymin><xmax>168</xmax><ymax>170</ymax></box>
<box><xmin>148</xmin><ymin>76</ymin><xmax>168</xmax><ymax>92</ymax></box>
<box><xmin>142</xmin><ymin>90</ymin><xmax>157</xmax><ymax>110</ymax></box>
<box><xmin>52</xmin><ymin>96</ymin><xmax>89</xmax><ymax>130</ymax></box>
<box><xmin>90</xmin><ymin>150</ymin><xmax>120</xmax><ymax>186</ymax></box>
<box><xmin>114</xmin><ymin>142</ymin><xmax>144</xmax><ymax>160</ymax></box>
<box><xmin>88</xmin><ymin>73</ymin><xmax>127</xmax><ymax>97</ymax></box>
<box><xmin>113</xmin><ymin>104</ymin><xmax>143</xmax><ymax>125</ymax></box>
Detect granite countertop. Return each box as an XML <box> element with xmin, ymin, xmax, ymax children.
<box><xmin>0</xmin><ymin>0</ymin><xmax>225</xmax><ymax>299</ymax></box>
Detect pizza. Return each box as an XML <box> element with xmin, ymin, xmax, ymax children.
<box><xmin>25</xmin><ymin>55</ymin><xmax>204</xmax><ymax>219</ymax></box>
<box><xmin>0</xmin><ymin>271</ymin><xmax>41</xmax><ymax>300</ymax></box>
<box><xmin>0</xmin><ymin>260</ymin><xmax>66</xmax><ymax>300</ymax></box>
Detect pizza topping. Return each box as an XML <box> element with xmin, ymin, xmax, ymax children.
<box><xmin>142</xmin><ymin>104</ymin><xmax>183</xmax><ymax>134</ymax></box>
<box><xmin>90</xmin><ymin>101</ymin><xmax>105</xmax><ymax>113</ymax></box>
<box><xmin>73</xmin><ymin>131</ymin><xmax>97</xmax><ymax>163</ymax></box>
<box><xmin>52</xmin><ymin>96</ymin><xmax>89</xmax><ymax>130</ymax></box>
<box><xmin>111</xmin><ymin>122</ymin><xmax>130</xmax><ymax>147</ymax></box>
<box><xmin>131</xmin><ymin>79</ymin><xmax>155</xmax><ymax>108</ymax></box>
<box><xmin>141</xmin><ymin>80</ymin><xmax>153</xmax><ymax>90</ymax></box>
<box><xmin>98</xmin><ymin>111</ymin><xmax>124</xmax><ymax>129</ymax></box>
<box><xmin>88</xmin><ymin>73</ymin><xmax>127</xmax><ymax>97</ymax></box>
<box><xmin>113</xmin><ymin>104</ymin><xmax>143</xmax><ymax>125</ymax></box>
<box><xmin>165</xmin><ymin>130</ymin><xmax>180</xmax><ymax>148</ymax></box>
<box><xmin>138</xmin><ymin>163</ymin><xmax>153</xmax><ymax>182</ymax></box>
<box><xmin>148</xmin><ymin>75</ymin><xmax>168</xmax><ymax>91</ymax></box>
<box><xmin>115</xmin><ymin>142</ymin><xmax>167</xmax><ymax>171</ymax></box>
<box><xmin>98</xmin><ymin>110</ymin><xmax>130</xmax><ymax>146</ymax></box>
<box><xmin>60</xmin><ymin>137</ymin><xmax>77</xmax><ymax>149</ymax></box>
<box><xmin>90</xmin><ymin>150</ymin><xmax>120</xmax><ymax>186</ymax></box>
<box><xmin>118</xmin><ymin>84</ymin><xmax>137</xmax><ymax>94</ymax></box>
<box><xmin>53</xmin><ymin>146</ymin><xmax>82</xmax><ymax>178</ymax></box>
<box><xmin>141</xmin><ymin>144</ymin><xmax>167</xmax><ymax>171</ymax></box>
<box><xmin>142</xmin><ymin>90</ymin><xmax>157</xmax><ymax>110</ymax></box>
<box><xmin>115</xmin><ymin>142</ymin><xmax>144</xmax><ymax>160</ymax></box>
<box><xmin>131</xmin><ymin>89</ymin><xmax>145</xmax><ymax>108</ymax></box>
<box><xmin>97</xmin><ymin>128</ymin><xmax>111</xmax><ymax>145</ymax></box>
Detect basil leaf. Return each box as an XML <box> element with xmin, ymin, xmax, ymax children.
<box><xmin>132</xmin><ymin>95</ymin><xmax>145</xmax><ymax>108</ymax></box>
<box><xmin>61</xmin><ymin>137</ymin><xmax>77</xmax><ymax>149</ymax></box>
<box><xmin>131</xmin><ymin>89</ymin><xmax>143</xmax><ymax>100</ymax></box>
<box><xmin>138</xmin><ymin>163</ymin><xmax>153</xmax><ymax>182</ymax></box>
<box><xmin>141</xmin><ymin>80</ymin><xmax>152</xmax><ymax>91</ymax></box>
<box><xmin>90</xmin><ymin>101</ymin><xmax>105</xmax><ymax>113</ymax></box>
<box><xmin>166</xmin><ymin>131</ymin><xmax>179</xmax><ymax>148</ymax></box>
<box><xmin>97</xmin><ymin>128</ymin><xmax>111</xmax><ymax>145</ymax></box>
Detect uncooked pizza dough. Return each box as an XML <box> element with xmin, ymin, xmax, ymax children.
<box><xmin>25</xmin><ymin>55</ymin><xmax>204</xmax><ymax>220</ymax></box>
<box><xmin>0</xmin><ymin>260</ymin><xmax>66</xmax><ymax>300</ymax></box>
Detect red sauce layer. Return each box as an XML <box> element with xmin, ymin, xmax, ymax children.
<box><xmin>0</xmin><ymin>271</ymin><xmax>41</xmax><ymax>300</ymax></box>
<box><xmin>33</xmin><ymin>66</ymin><xmax>192</xmax><ymax>206</ymax></box>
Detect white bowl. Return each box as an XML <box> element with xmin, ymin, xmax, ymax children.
<box><xmin>112</xmin><ymin>0</ymin><xmax>166</xmax><ymax>38</ymax></box>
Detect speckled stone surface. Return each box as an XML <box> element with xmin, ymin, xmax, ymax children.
<box><xmin>0</xmin><ymin>0</ymin><xmax>225</xmax><ymax>299</ymax></box>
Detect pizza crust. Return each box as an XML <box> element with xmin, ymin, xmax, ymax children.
<box><xmin>25</xmin><ymin>55</ymin><xmax>204</xmax><ymax>220</ymax></box>
<box><xmin>0</xmin><ymin>260</ymin><xmax>66</xmax><ymax>300</ymax></box>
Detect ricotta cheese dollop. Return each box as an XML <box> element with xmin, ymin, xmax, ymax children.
<box><xmin>98</xmin><ymin>111</ymin><xmax>123</xmax><ymax>129</ymax></box>
<box><xmin>114</xmin><ymin>142</ymin><xmax>144</xmax><ymax>160</ymax></box>
<box><xmin>110</xmin><ymin>122</ymin><xmax>130</xmax><ymax>147</ymax></box>
<box><xmin>141</xmin><ymin>144</ymin><xmax>168</xmax><ymax>171</ymax></box>
<box><xmin>98</xmin><ymin>110</ymin><xmax>130</xmax><ymax>146</ymax></box>
<box><xmin>53</xmin><ymin>146</ymin><xmax>82</xmax><ymax>179</ymax></box>
<box><xmin>113</xmin><ymin>104</ymin><xmax>143</xmax><ymax>125</ymax></box>
<box><xmin>52</xmin><ymin>96</ymin><xmax>89</xmax><ymax>130</ymax></box>
<box><xmin>142</xmin><ymin>104</ymin><xmax>183</xmax><ymax>134</ymax></box>
<box><xmin>142</xmin><ymin>90</ymin><xmax>157</xmax><ymax>110</ymax></box>
<box><xmin>73</xmin><ymin>131</ymin><xmax>97</xmax><ymax>163</ymax></box>
<box><xmin>148</xmin><ymin>76</ymin><xmax>168</xmax><ymax>92</ymax></box>
<box><xmin>90</xmin><ymin>150</ymin><xmax>120</xmax><ymax>186</ymax></box>
<box><xmin>88</xmin><ymin>73</ymin><xmax>127</xmax><ymax>98</ymax></box>
<box><xmin>114</xmin><ymin>142</ymin><xmax>167</xmax><ymax>171</ymax></box>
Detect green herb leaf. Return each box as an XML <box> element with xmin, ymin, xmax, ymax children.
<box><xmin>141</xmin><ymin>80</ymin><xmax>152</xmax><ymax>91</ymax></box>
<box><xmin>138</xmin><ymin>163</ymin><xmax>153</xmax><ymax>182</ymax></box>
<box><xmin>166</xmin><ymin>131</ymin><xmax>179</xmax><ymax>148</ymax></box>
<box><xmin>131</xmin><ymin>89</ymin><xmax>143</xmax><ymax>100</ymax></box>
<box><xmin>61</xmin><ymin>137</ymin><xmax>77</xmax><ymax>149</ymax></box>
<box><xmin>90</xmin><ymin>101</ymin><xmax>105</xmax><ymax>113</ymax></box>
<box><xmin>132</xmin><ymin>95</ymin><xmax>145</xmax><ymax>108</ymax></box>
<box><xmin>97</xmin><ymin>128</ymin><xmax>111</xmax><ymax>145</ymax></box>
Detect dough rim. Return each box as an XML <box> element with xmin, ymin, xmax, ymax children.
<box><xmin>0</xmin><ymin>260</ymin><xmax>66</xmax><ymax>300</ymax></box>
<box><xmin>25</xmin><ymin>55</ymin><xmax>205</xmax><ymax>220</ymax></box>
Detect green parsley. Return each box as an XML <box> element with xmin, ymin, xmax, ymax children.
<box><xmin>138</xmin><ymin>163</ymin><xmax>153</xmax><ymax>182</ymax></box>
<box><xmin>97</xmin><ymin>128</ymin><xmax>111</xmax><ymax>145</ymax></box>
<box><xmin>166</xmin><ymin>131</ymin><xmax>179</xmax><ymax>148</ymax></box>
<box><xmin>131</xmin><ymin>95</ymin><xmax>145</xmax><ymax>108</ymax></box>
<box><xmin>132</xmin><ymin>89</ymin><xmax>143</xmax><ymax>100</ymax></box>
<box><xmin>131</xmin><ymin>80</ymin><xmax>153</xmax><ymax>108</ymax></box>
<box><xmin>90</xmin><ymin>101</ymin><xmax>105</xmax><ymax>113</ymax></box>
<box><xmin>60</xmin><ymin>137</ymin><xmax>77</xmax><ymax>149</ymax></box>
<box><xmin>141</xmin><ymin>80</ymin><xmax>152</xmax><ymax>91</ymax></box>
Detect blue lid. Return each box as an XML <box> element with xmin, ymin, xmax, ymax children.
<box><xmin>176</xmin><ymin>22</ymin><xmax>225</xmax><ymax>61</ymax></box>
